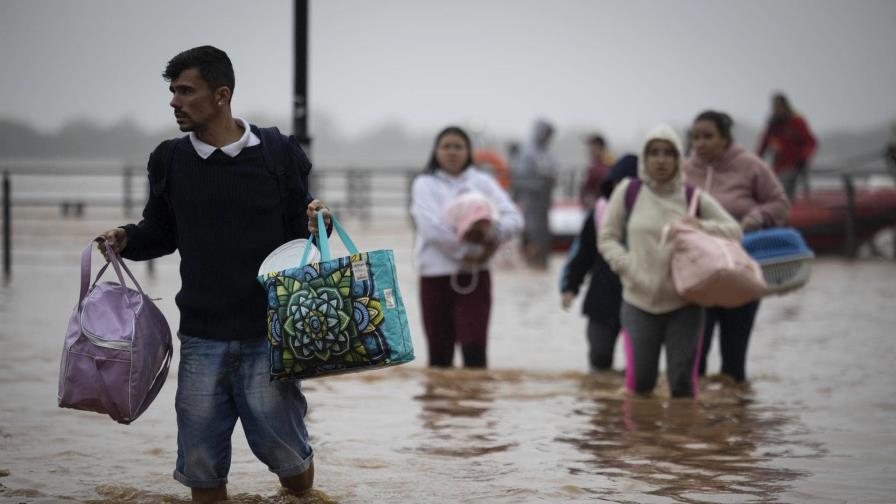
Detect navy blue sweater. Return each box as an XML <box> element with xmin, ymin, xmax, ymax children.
<box><xmin>122</xmin><ymin>128</ymin><xmax>313</xmax><ymax>340</ymax></box>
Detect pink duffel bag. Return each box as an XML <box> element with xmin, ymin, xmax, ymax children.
<box><xmin>662</xmin><ymin>188</ymin><xmax>766</xmax><ymax>308</ymax></box>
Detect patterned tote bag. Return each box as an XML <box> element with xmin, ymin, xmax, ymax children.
<box><xmin>257</xmin><ymin>213</ymin><xmax>415</xmax><ymax>380</ymax></box>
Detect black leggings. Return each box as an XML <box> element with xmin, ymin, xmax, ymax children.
<box><xmin>587</xmin><ymin>320</ymin><xmax>621</xmax><ymax>370</ymax></box>
<box><xmin>697</xmin><ymin>300</ymin><xmax>761</xmax><ymax>382</ymax></box>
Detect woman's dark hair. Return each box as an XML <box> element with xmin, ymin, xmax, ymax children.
<box><xmin>773</xmin><ymin>93</ymin><xmax>793</xmax><ymax>113</ymax></box>
<box><xmin>768</xmin><ymin>92</ymin><xmax>794</xmax><ymax>126</ymax></box>
<box><xmin>586</xmin><ymin>134</ymin><xmax>605</xmax><ymax>148</ymax></box>
<box><xmin>425</xmin><ymin>126</ymin><xmax>474</xmax><ymax>173</ymax></box>
<box><xmin>694</xmin><ymin>110</ymin><xmax>734</xmax><ymax>145</ymax></box>
<box><xmin>163</xmin><ymin>45</ymin><xmax>235</xmax><ymax>98</ymax></box>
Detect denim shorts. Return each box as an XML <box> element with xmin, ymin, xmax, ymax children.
<box><xmin>173</xmin><ymin>334</ymin><xmax>314</xmax><ymax>489</ymax></box>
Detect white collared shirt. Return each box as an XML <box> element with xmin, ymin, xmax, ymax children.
<box><xmin>189</xmin><ymin>117</ymin><xmax>261</xmax><ymax>159</ymax></box>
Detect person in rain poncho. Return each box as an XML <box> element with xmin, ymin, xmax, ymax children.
<box><xmin>513</xmin><ymin>118</ymin><xmax>558</xmax><ymax>269</ymax></box>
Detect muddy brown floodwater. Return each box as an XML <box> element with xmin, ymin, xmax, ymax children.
<box><xmin>1</xmin><ymin>211</ymin><xmax>894</xmax><ymax>503</ymax></box>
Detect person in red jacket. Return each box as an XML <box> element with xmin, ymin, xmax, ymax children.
<box><xmin>756</xmin><ymin>93</ymin><xmax>817</xmax><ymax>200</ymax></box>
<box><xmin>578</xmin><ymin>134</ymin><xmax>613</xmax><ymax>209</ymax></box>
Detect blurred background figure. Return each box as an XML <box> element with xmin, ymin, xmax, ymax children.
<box><xmin>473</xmin><ymin>148</ymin><xmax>512</xmax><ymax>190</ymax></box>
<box><xmin>756</xmin><ymin>93</ymin><xmax>818</xmax><ymax>200</ymax></box>
<box><xmin>513</xmin><ymin>118</ymin><xmax>558</xmax><ymax>270</ymax></box>
<box><xmin>560</xmin><ymin>154</ymin><xmax>637</xmax><ymax>372</ymax></box>
<box><xmin>410</xmin><ymin>126</ymin><xmax>523</xmax><ymax>369</ymax></box>
<box><xmin>505</xmin><ymin>141</ymin><xmax>522</xmax><ymax>200</ymax></box>
<box><xmin>684</xmin><ymin>110</ymin><xmax>789</xmax><ymax>383</ymax></box>
<box><xmin>886</xmin><ymin>122</ymin><xmax>896</xmax><ymax>178</ymax></box>
<box><xmin>578</xmin><ymin>134</ymin><xmax>614</xmax><ymax>209</ymax></box>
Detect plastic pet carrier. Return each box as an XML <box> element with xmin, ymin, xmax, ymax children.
<box><xmin>741</xmin><ymin>227</ymin><xmax>814</xmax><ymax>295</ymax></box>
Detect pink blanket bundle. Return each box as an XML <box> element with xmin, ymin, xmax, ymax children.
<box><xmin>441</xmin><ymin>191</ymin><xmax>500</xmax><ymax>294</ymax></box>
<box><xmin>441</xmin><ymin>191</ymin><xmax>499</xmax><ymax>240</ymax></box>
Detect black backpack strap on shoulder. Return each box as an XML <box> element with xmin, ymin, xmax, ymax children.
<box><xmin>148</xmin><ymin>137</ymin><xmax>182</xmax><ymax>205</ymax></box>
<box><xmin>255</xmin><ymin>126</ymin><xmax>292</xmax><ymax>238</ymax></box>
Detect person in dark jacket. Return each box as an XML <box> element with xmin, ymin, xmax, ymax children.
<box><xmin>560</xmin><ymin>155</ymin><xmax>638</xmax><ymax>371</ymax></box>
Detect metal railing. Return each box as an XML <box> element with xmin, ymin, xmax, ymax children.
<box><xmin>0</xmin><ymin>164</ymin><xmax>445</xmax><ymax>278</ymax></box>
<box><xmin>2</xmin><ymin>161</ymin><xmax>893</xmax><ymax>278</ymax></box>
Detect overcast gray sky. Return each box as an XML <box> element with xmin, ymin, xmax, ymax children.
<box><xmin>2</xmin><ymin>0</ymin><xmax>895</xmax><ymax>147</ymax></box>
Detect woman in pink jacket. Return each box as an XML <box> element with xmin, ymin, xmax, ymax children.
<box><xmin>684</xmin><ymin>110</ymin><xmax>790</xmax><ymax>383</ymax></box>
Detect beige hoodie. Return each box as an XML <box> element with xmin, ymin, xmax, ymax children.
<box><xmin>597</xmin><ymin>124</ymin><xmax>742</xmax><ymax>314</ymax></box>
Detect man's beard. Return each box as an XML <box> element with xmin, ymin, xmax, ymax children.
<box><xmin>177</xmin><ymin>119</ymin><xmax>206</xmax><ymax>133</ymax></box>
<box><xmin>175</xmin><ymin>109</ymin><xmax>206</xmax><ymax>132</ymax></box>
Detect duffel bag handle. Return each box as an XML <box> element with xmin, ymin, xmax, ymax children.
<box><xmin>299</xmin><ymin>212</ymin><xmax>359</xmax><ymax>266</ymax></box>
<box><xmin>660</xmin><ymin>187</ymin><xmax>703</xmax><ymax>247</ymax></box>
<box><xmin>79</xmin><ymin>239</ymin><xmax>146</xmax><ymax>311</ymax></box>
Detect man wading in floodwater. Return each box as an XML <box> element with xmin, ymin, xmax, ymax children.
<box><xmin>97</xmin><ymin>46</ymin><xmax>328</xmax><ymax>503</ymax></box>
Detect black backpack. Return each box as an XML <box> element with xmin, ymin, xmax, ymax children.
<box><xmin>147</xmin><ymin>126</ymin><xmax>309</xmax><ymax>237</ymax></box>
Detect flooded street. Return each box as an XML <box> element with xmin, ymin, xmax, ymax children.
<box><xmin>1</xmin><ymin>210</ymin><xmax>895</xmax><ymax>503</ymax></box>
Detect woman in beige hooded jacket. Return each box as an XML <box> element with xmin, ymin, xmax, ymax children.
<box><xmin>598</xmin><ymin>124</ymin><xmax>741</xmax><ymax>397</ymax></box>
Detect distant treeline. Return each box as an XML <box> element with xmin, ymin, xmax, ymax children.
<box><xmin>0</xmin><ymin>116</ymin><xmax>891</xmax><ymax>171</ymax></box>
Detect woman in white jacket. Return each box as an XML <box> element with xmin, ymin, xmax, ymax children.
<box><xmin>410</xmin><ymin>126</ymin><xmax>523</xmax><ymax>368</ymax></box>
<box><xmin>597</xmin><ymin>124</ymin><xmax>741</xmax><ymax>397</ymax></box>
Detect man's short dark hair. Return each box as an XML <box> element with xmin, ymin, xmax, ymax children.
<box><xmin>163</xmin><ymin>45</ymin><xmax>235</xmax><ymax>96</ymax></box>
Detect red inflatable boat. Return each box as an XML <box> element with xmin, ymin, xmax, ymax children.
<box><xmin>549</xmin><ymin>187</ymin><xmax>896</xmax><ymax>254</ymax></box>
<box><xmin>788</xmin><ymin>188</ymin><xmax>896</xmax><ymax>252</ymax></box>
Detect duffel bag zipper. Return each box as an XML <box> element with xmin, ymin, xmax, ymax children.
<box><xmin>82</xmin><ymin>330</ymin><xmax>132</xmax><ymax>351</ymax></box>
<box><xmin>79</xmin><ymin>314</ymin><xmax>133</xmax><ymax>352</ymax></box>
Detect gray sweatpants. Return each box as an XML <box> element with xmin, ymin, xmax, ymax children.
<box><xmin>621</xmin><ymin>302</ymin><xmax>704</xmax><ymax>398</ymax></box>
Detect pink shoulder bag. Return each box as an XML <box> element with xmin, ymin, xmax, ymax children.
<box><xmin>662</xmin><ymin>188</ymin><xmax>766</xmax><ymax>307</ymax></box>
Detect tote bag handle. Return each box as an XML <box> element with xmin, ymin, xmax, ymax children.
<box><xmin>298</xmin><ymin>212</ymin><xmax>360</xmax><ymax>266</ymax></box>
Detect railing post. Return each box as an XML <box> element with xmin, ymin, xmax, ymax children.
<box><xmin>145</xmin><ymin>174</ymin><xmax>155</xmax><ymax>277</ymax></box>
<box><xmin>842</xmin><ymin>174</ymin><xmax>857</xmax><ymax>258</ymax></box>
<box><xmin>568</xmin><ymin>170</ymin><xmax>577</xmax><ymax>200</ymax></box>
<box><xmin>358</xmin><ymin>170</ymin><xmax>371</xmax><ymax>224</ymax></box>
<box><xmin>3</xmin><ymin>170</ymin><xmax>11</xmax><ymax>279</ymax></box>
<box><xmin>123</xmin><ymin>166</ymin><xmax>133</xmax><ymax>217</ymax></box>
<box><xmin>406</xmin><ymin>169</ymin><xmax>417</xmax><ymax>225</ymax></box>
<box><xmin>346</xmin><ymin>169</ymin><xmax>356</xmax><ymax>219</ymax></box>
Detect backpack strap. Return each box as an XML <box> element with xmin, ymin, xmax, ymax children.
<box><xmin>255</xmin><ymin>126</ymin><xmax>289</xmax><ymax>177</ymax></box>
<box><xmin>151</xmin><ymin>128</ymin><xmax>305</xmax><ymax>241</ymax></box>
<box><xmin>623</xmin><ymin>178</ymin><xmax>641</xmax><ymax>216</ymax></box>
<box><xmin>255</xmin><ymin>126</ymin><xmax>294</xmax><ymax>239</ymax></box>
<box><xmin>621</xmin><ymin>178</ymin><xmax>641</xmax><ymax>246</ymax></box>
<box><xmin>624</xmin><ymin>178</ymin><xmax>700</xmax><ymax>217</ymax></box>
<box><xmin>148</xmin><ymin>137</ymin><xmax>183</xmax><ymax>202</ymax></box>
<box><xmin>619</xmin><ymin>179</ymin><xmax>701</xmax><ymax>244</ymax></box>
